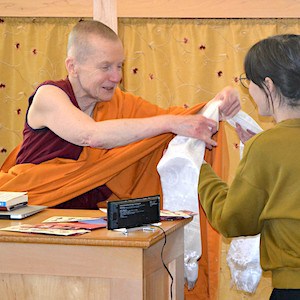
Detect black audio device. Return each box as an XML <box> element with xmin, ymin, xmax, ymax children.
<box><xmin>107</xmin><ymin>195</ymin><xmax>160</xmax><ymax>230</ymax></box>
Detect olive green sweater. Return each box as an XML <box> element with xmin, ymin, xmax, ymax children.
<box><xmin>199</xmin><ymin>118</ymin><xmax>300</xmax><ymax>289</ymax></box>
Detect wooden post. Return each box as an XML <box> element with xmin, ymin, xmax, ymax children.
<box><xmin>93</xmin><ymin>0</ymin><xmax>118</xmax><ymax>33</ymax></box>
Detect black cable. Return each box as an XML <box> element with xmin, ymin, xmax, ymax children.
<box><xmin>151</xmin><ymin>225</ymin><xmax>174</xmax><ymax>300</ymax></box>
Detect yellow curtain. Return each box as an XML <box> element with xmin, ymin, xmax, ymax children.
<box><xmin>0</xmin><ymin>17</ymin><xmax>80</xmax><ymax>162</ymax></box>
<box><xmin>0</xmin><ymin>17</ymin><xmax>299</xmax><ymax>299</ymax></box>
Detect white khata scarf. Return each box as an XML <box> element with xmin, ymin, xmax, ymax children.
<box><xmin>157</xmin><ymin>100</ymin><xmax>263</xmax><ymax>292</ymax></box>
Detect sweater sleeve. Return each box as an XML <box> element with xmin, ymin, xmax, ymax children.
<box><xmin>199</xmin><ymin>162</ymin><xmax>267</xmax><ymax>238</ymax></box>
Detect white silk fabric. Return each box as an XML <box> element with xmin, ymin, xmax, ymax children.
<box><xmin>157</xmin><ymin>100</ymin><xmax>263</xmax><ymax>292</ymax></box>
<box><xmin>157</xmin><ymin>100</ymin><xmax>222</xmax><ymax>258</ymax></box>
<box><xmin>226</xmin><ymin>111</ymin><xmax>263</xmax><ymax>293</ymax></box>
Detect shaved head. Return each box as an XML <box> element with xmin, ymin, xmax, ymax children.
<box><xmin>67</xmin><ymin>20</ymin><xmax>120</xmax><ymax>63</ymax></box>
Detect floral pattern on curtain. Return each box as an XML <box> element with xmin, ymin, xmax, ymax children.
<box><xmin>0</xmin><ymin>17</ymin><xmax>299</xmax><ymax>300</ymax></box>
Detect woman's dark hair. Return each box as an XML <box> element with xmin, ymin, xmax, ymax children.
<box><xmin>244</xmin><ymin>34</ymin><xmax>300</xmax><ymax>107</ymax></box>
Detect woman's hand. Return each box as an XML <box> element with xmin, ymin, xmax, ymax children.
<box><xmin>236</xmin><ymin>123</ymin><xmax>256</xmax><ymax>143</ymax></box>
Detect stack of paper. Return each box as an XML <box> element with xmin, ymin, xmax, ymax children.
<box><xmin>0</xmin><ymin>216</ymin><xmax>107</xmax><ymax>236</ymax></box>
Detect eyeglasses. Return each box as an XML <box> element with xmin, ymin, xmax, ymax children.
<box><xmin>239</xmin><ymin>73</ymin><xmax>250</xmax><ymax>89</ymax></box>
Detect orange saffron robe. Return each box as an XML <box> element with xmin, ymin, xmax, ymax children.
<box><xmin>0</xmin><ymin>87</ymin><xmax>228</xmax><ymax>300</ymax></box>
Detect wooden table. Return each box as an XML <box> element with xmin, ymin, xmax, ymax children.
<box><xmin>0</xmin><ymin>209</ymin><xmax>191</xmax><ymax>300</ymax></box>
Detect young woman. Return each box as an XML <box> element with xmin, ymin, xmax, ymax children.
<box><xmin>198</xmin><ymin>34</ymin><xmax>300</xmax><ymax>300</ymax></box>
